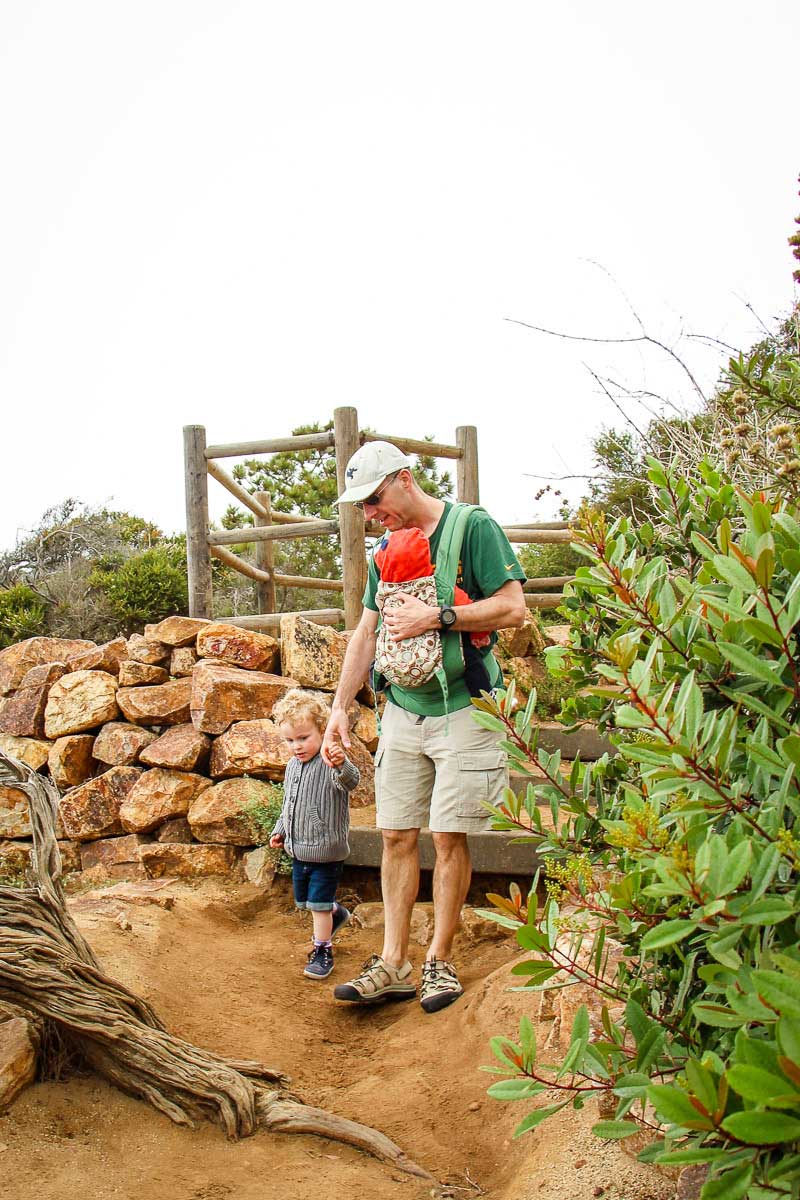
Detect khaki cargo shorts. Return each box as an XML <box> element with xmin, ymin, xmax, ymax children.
<box><xmin>374</xmin><ymin>702</ymin><xmax>508</xmax><ymax>833</ymax></box>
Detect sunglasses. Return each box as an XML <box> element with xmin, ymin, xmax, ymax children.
<box><xmin>354</xmin><ymin>471</ymin><xmax>400</xmax><ymax>510</ymax></box>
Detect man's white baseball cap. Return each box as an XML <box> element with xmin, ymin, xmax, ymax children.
<box><xmin>335</xmin><ymin>441</ymin><xmax>414</xmax><ymax>505</ymax></box>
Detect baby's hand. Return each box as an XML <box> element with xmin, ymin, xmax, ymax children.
<box><xmin>269</xmin><ymin>834</ymin><xmax>284</xmax><ymax>849</ymax></box>
<box><xmin>327</xmin><ymin>742</ymin><xmax>345</xmax><ymax>767</ymax></box>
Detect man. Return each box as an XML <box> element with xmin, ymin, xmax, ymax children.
<box><xmin>322</xmin><ymin>440</ymin><xmax>527</xmax><ymax>1013</ymax></box>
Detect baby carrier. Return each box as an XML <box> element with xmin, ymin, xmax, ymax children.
<box><xmin>373</xmin><ymin>503</ymin><xmax>492</xmax><ymax>712</ymax></box>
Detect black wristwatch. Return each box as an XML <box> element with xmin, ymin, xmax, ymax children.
<box><xmin>438</xmin><ymin>605</ymin><xmax>457</xmax><ymax>630</ymax></box>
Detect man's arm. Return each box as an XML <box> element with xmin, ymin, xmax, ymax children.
<box><xmin>322</xmin><ymin>607</ymin><xmax>378</xmax><ymax>764</ymax></box>
<box><xmin>381</xmin><ymin>579</ymin><xmax>526</xmax><ymax>641</ymax></box>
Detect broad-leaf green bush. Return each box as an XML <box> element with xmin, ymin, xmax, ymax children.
<box><xmin>477</xmin><ymin>459</ymin><xmax>800</xmax><ymax>1198</ymax></box>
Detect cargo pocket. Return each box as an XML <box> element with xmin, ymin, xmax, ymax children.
<box><xmin>374</xmin><ymin>748</ymin><xmax>385</xmax><ymax>812</ymax></box>
<box><xmin>455</xmin><ymin>749</ymin><xmax>508</xmax><ymax>817</ymax></box>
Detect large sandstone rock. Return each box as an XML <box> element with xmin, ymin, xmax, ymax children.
<box><xmin>138</xmin><ymin>724</ymin><xmax>211</xmax><ymax>771</ymax></box>
<box><xmin>503</xmin><ymin>655</ymin><xmax>548</xmax><ymax>696</ymax></box>
<box><xmin>0</xmin><ymin>733</ymin><xmax>50</xmax><ymax>771</ymax></box>
<box><xmin>17</xmin><ymin>661</ymin><xmax>68</xmax><ymax>692</ymax></box>
<box><xmin>196</xmin><ymin>623</ymin><xmax>280</xmax><ymax>672</ymax></box>
<box><xmin>66</xmin><ymin>637</ymin><xmax>128</xmax><ymax>675</ymax></box>
<box><xmin>279</xmin><ymin>614</ymin><xmax>347</xmax><ymax>691</ymax></box>
<box><xmin>242</xmin><ymin>846</ymin><xmax>277</xmax><ymax>888</ymax></box>
<box><xmin>79</xmin><ymin>833</ymin><xmax>151</xmax><ymax>874</ymax></box>
<box><xmin>188</xmin><ymin>777</ymin><xmax>276</xmax><ymax>845</ymax></box>
<box><xmin>544</xmin><ymin>624</ymin><xmax>572</xmax><ymax>649</ymax></box>
<box><xmin>93</xmin><ymin>722</ymin><xmax>158</xmax><ymax>766</ymax></box>
<box><xmin>48</xmin><ymin>734</ymin><xmax>96</xmax><ymax>789</ymax></box>
<box><xmin>353</xmin><ymin>902</ymin><xmax>436</xmax><ymax>947</ymax></box>
<box><xmin>119</xmin><ymin>768</ymin><xmax>212</xmax><ymax>833</ymax></box>
<box><xmin>0</xmin><ymin>1017</ymin><xmax>38</xmax><ymax>1108</ymax></box>
<box><xmin>536</xmin><ymin>930</ymin><xmax>626</xmax><ymax>1052</ymax></box>
<box><xmin>156</xmin><ymin>816</ymin><xmax>193</xmax><ymax>843</ymax></box>
<box><xmin>169</xmin><ymin>647</ymin><xmax>197</xmax><ymax>677</ymax></box>
<box><xmin>116</xmin><ymin>678</ymin><xmax>192</xmax><ymax>727</ymax></box>
<box><xmin>353</xmin><ymin>704</ymin><xmax>379</xmax><ymax>752</ymax></box>
<box><xmin>0</xmin><ymin>663</ymin><xmax>66</xmax><ymax>738</ymax></box>
<box><xmin>495</xmin><ymin>612</ymin><xmax>547</xmax><ymax>660</ymax></box>
<box><xmin>0</xmin><ymin>787</ymin><xmax>31</xmax><ymax>838</ymax></box>
<box><xmin>126</xmin><ymin>633</ymin><xmax>170</xmax><ymax>665</ymax></box>
<box><xmin>0</xmin><ymin>637</ymin><xmax>95</xmax><ymax>696</ymax></box>
<box><xmin>209</xmin><ymin>719</ymin><xmax>291</xmax><ymax>780</ymax></box>
<box><xmin>58</xmin><ymin>766</ymin><xmax>142</xmax><ymax>841</ymax></box>
<box><xmin>139</xmin><ymin>843</ymin><xmax>237</xmax><ymax>878</ymax></box>
<box><xmin>347</xmin><ymin>732</ymin><xmax>375</xmax><ymax>807</ymax></box>
<box><xmin>44</xmin><ymin>670</ymin><xmax>120</xmax><ymax>738</ymax></box>
<box><xmin>147</xmin><ymin>616</ymin><xmax>210</xmax><ymax>646</ymax></box>
<box><xmin>117</xmin><ymin>660</ymin><xmax>169</xmax><ymax>687</ymax></box>
<box><xmin>190</xmin><ymin>662</ymin><xmax>300</xmax><ymax>735</ymax></box>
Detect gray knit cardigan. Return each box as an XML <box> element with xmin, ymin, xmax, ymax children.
<box><xmin>271</xmin><ymin>754</ymin><xmax>360</xmax><ymax>863</ymax></box>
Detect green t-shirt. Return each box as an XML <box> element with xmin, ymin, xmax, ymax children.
<box><xmin>363</xmin><ymin>503</ymin><xmax>527</xmax><ymax>715</ymax></box>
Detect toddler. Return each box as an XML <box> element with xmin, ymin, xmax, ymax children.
<box><xmin>270</xmin><ymin>689</ymin><xmax>360</xmax><ymax>980</ymax></box>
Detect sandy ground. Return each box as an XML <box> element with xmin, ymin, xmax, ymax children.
<box><xmin>1</xmin><ymin>876</ymin><xmax>674</xmax><ymax>1200</ymax></box>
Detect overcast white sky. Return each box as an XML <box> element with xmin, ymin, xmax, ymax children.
<box><xmin>1</xmin><ymin>1</ymin><xmax>798</xmax><ymax>552</ymax></box>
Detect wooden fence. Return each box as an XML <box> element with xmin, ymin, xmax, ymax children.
<box><xmin>184</xmin><ymin>408</ymin><xmax>574</xmax><ymax>630</ymax></box>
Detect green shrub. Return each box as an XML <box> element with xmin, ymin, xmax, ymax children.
<box><xmin>242</xmin><ymin>782</ymin><xmax>292</xmax><ymax>876</ymax></box>
<box><xmin>90</xmin><ymin>545</ymin><xmax>188</xmax><ymax>633</ymax></box>
<box><xmin>0</xmin><ymin>584</ymin><xmax>46</xmax><ymax>648</ymax></box>
<box><xmin>476</xmin><ymin>459</ymin><xmax>800</xmax><ymax>1197</ymax></box>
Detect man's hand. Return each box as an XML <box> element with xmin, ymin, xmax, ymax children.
<box><xmin>322</xmin><ymin>707</ymin><xmax>351</xmax><ymax>767</ymax></box>
<box><xmin>269</xmin><ymin>834</ymin><xmax>284</xmax><ymax>849</ymax></box>
<box><xmin>382</xmin><ymin>592</ymin><xmax>438</xmax><ymax>641</ymax></box>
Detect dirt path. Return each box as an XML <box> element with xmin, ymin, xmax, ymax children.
<box><xmin>1</xmin><ymin>879</ymin><xmax>673</xmax><ymax>1200</ymax></box>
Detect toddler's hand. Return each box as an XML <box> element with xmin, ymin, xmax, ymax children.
<box><xmin>269</xmin><ymin>835</ymin><xmax>284</xmax><ymax>849</ymax></box>
<box><xmin>327</xmin><ymin>742</ymin><xmax>345</xmax><ymax>767</ymax></box>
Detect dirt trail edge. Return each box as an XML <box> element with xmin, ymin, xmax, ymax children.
<box><xmin>0</xmin><ymin>751</ymin><xmax>433</xmax><ymax>1184</ymax></box>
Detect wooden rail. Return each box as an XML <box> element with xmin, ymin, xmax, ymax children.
<box><xmin>205</xmin><ymin>431</ymin><xmax>335</xmax><ymax>458</ymax></box>
<box><xmin>524</xmin><ymin>575</ymin><xmax>575</xmax><ymax>591</ymax></box>
<box><xmin>503</xmin><ymin>528</ymin><xmax>573</xmax><ymax>544</ymax></box>
<box><xmin>185</xmin><ymin>409</ymin><xmax>573</xmax><ymax>629</ymax></box>
<box><xmin>360</xmin><ymin>431</ymin><xmax>463</xmax><ymax>460</ymax></box>
<box><xmin>525</xmin><ymin>594</ymin><xmax>564</xmax><ymax>610</ymax></box>
<box><xmin>207</xmin><ymin>520</ymin><xmax>339</xmax><ymax>547</ymax></box>
<box><xmin>225</xmin><ymin>609</ymin><xmax>345</xmax><ymax>632</ymax></box>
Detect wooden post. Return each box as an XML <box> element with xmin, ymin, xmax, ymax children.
<box><xmin>333</xmin><ymin>406</ymin><xmax>366</xmax><ymax>629</ymax></box>
<box><xmin>456</xmin><ymin>426</ymin><xmax>479</xmax><ymax>503</ymax></box>
<box><xmin>183</xmin><ymin>425</ymin><xmax>213</xmax><ymax>618</ymax></box>
<box><xmin>254</xmin><ymin>491</ymin><xmax>277</xmax><ymax>615</ymax></box>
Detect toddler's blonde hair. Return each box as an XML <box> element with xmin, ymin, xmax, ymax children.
<box><xmin>272</xmin><ymin>688</ymin><xmax>330</xmax><ymax>734</ymax></box>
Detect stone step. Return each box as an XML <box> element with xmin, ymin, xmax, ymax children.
<box><xmin>533</xmin><ymin>721</ymin><xmax>613</xmax><ymax>761</ymax></box>
<box><xmin>345</xmin><ymin>826</ymin><xmax>540</xmax><ymax>876</ymax></box>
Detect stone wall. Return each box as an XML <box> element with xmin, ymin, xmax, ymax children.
<box><xmin>0</xmin><ymin>614</ymin><xmax>377</xmax><ymax>885</ymax></box>
<box><xmin>0</xmin><ymin>610</ymin><xmax>550</xmax><ymax>886</ymax></box>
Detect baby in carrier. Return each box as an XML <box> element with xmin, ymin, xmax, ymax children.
<box><xmin>374</xmin><ymin>527</ymin><xmax>493</xmax><ymax>697</ymax></box>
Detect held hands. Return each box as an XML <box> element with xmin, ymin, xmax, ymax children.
<box><xmin>322</xmin><ymin>707</ymin><xmax>351</xmax><ymax>767</ymax></box>
<box><xmin>327</xmin><ymin>741</ymin><xmax>346</xmax><ymax>768</ymax></box>
<box><xmin>382</xmin><ymin>592</ymin><xmax>438</xmax><ymax>641</ymax></box>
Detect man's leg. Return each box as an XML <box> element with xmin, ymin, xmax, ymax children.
<box><xmin>380</xmin><ymin>827</ymin><xmax>421</xmax><ymax>967</ymax></box>
<box><xmin>420</xmin><ymin>706</ymin><xmax>508</xmax><ymax>1012</ymax></box>
<box><xmin>427</xmin><ymin>831</ymin><xmax>471</xmax><ymax>962</ymax></box>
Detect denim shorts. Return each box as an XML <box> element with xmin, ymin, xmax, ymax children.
<box><xmin>292</xmin><ymin>859</ymin><xmax>344</xmax><ymax>912</ymax></box>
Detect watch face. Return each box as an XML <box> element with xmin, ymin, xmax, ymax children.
<box><xmin>440</xmin><ymin>606</ymin><xmax>457</xmax><ymax>628</ymax></box>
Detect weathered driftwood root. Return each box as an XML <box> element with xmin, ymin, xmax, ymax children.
<box><xmin>0</xmin><ymin>751</ymin><xmax>432</xmax><ymax>1181</ymax></box>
